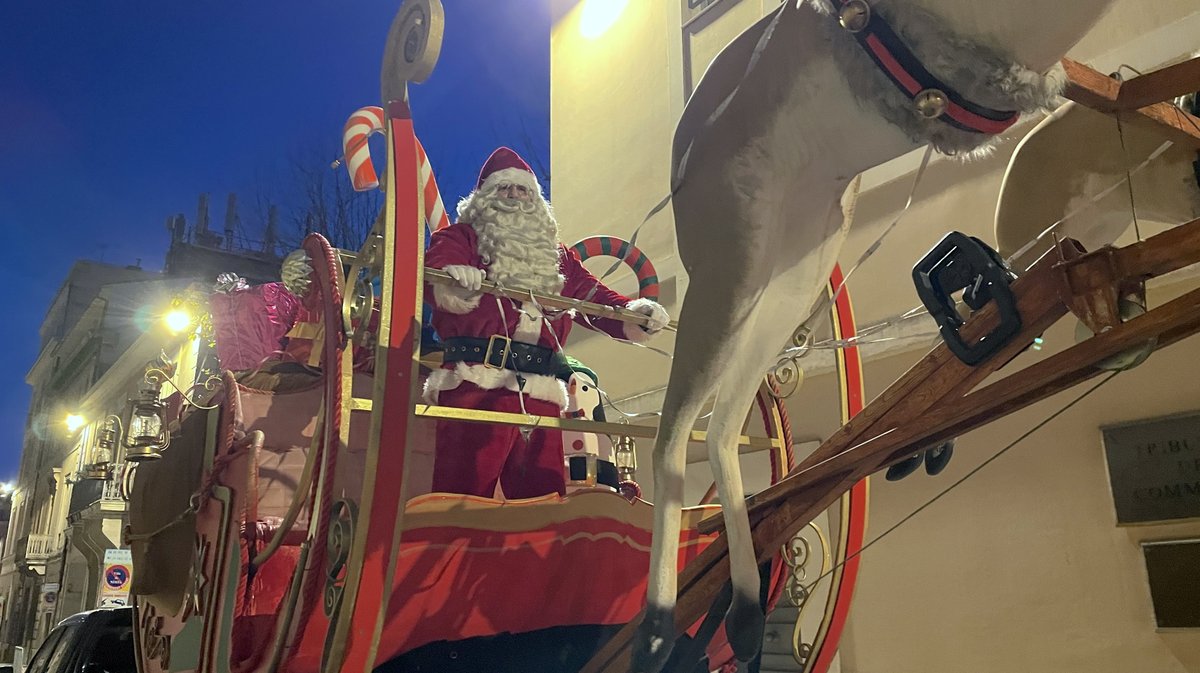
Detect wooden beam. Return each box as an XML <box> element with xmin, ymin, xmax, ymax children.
<box><xmin>1062</xmin><ymin>58</ymin><xmax>1200</xmax><ymax>150</ymax></box>
<box><xmin>579</xmin><ymin>245</ymin><xmax>1074</xmax><ymax>673</ymax></box>
<box><xmin>734</xmin><ymin>240</ymin><xmax>1073</xmax><ymax>524</ymax></box>
<box><xmin>1116</xmin><ymin>56</ymin><xmax>1200</xmax><ymax>111</ymax></box>
<box><xmin>579</xmin><ymin>220</ymin><xmax>1200</xmax><ymax>673</ymax></box>
<box><xmin>1062</xmin><ymin>58</ymin><xmax>1121</xmax><ymax>112</ymax></box>
<box><xmin>824</xmin><ymin>285</ymin><xmax>1200</xmax><ymax>490</ymax></box>
<box><xmin>739</xmin><ymin>219</ymin><xmax>1200</xmax><ymax>531</ymax></box>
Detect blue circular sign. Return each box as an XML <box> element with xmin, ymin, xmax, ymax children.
<box><xmin>105</xmin><ymin>565</ymin><xmax>130</xmax><ymax>589</ymax></box>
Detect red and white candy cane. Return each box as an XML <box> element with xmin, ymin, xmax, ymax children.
<box><xmin>570</xmin><ymin>235</ymin><xmax>660</xmax><ymax>301</ymax></box>
<box><xmin>342</xmin><ymin>106</ymin><xmax>450</xmax><ymax>232</ymax></box>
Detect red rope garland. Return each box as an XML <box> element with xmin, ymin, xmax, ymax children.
<box><xmin>296</xmin><ymin>234</ymin><xmax>346</xmax><ymax>632</ymax></box>
<box><xmin>758</xmin><ymin>381</ymin><xmax>795</xmax><ymax>482</ymax></box>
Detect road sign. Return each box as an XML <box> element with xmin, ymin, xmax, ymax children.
<box><xmin>99</xmin><ymin>548</ymin><xmax>133</xmax><ymax>607</ymax></box>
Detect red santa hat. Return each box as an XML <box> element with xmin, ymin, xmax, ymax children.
<box><xmin>476</xmin><ymin>147</ymin><xmax>542</xmax><ymax>195</ymax></box>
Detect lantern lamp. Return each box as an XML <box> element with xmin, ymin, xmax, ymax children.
<box><xmin>125</xmin><ymin>382</ymin><xmax>169</xmax><ymax>461</ymax></box>
<box><xmin>613</xmin><ymin>435</ymin><xmax>638</xmax><ymax>483</ymax></box>
<box><xmin>82</xmin><ymin>417</ymin><xmax>120</xmax><ymax>480</ymax></box>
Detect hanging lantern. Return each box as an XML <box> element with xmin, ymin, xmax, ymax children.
<box><xmin>82</xmin><ymin>418</ymin><xmax>119</xmax><ymax>480</ymax></box>
<box><xmin>613</xmin><ymin>435</ymin><xmax>637</xmax><ymax>483</ymax></box>
<box><xmin>125</xmin><ymin>383</ymin><xmax>169</xmax><ymax>461</ymax></box>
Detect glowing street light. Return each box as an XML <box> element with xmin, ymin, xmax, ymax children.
<box><xmin>164</xmin><ymin>308</ymin><xmax>193</xmax><ymax>334</ymax></box>
<box><xmin>65</xmin><ymin>414</ymin><xmax>86</xmax><ymax>433</ymax></box>
<box><xmin>580</xmin><ymin>0</ymin><xmax>628</xmax><ymax>39</ymax></box>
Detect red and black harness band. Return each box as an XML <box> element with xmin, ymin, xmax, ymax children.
<box><xmin>834</xmin><ymin>0</ymin><xmax>1020</xmax><ymax>136</ymax></box>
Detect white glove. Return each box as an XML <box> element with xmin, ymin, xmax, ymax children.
<box><xmin>627</xmin><ymin>299</ymin><xmax>670</xmax><ymax>333</ymax></box>
<box><xmin>281</xmin><ymin>249</ymin><xmax>314</xmax><ymax>297</ymax></box>
<box><xmin>443</xmin><ymin>265</ymin><xmax>485</xmax><ymax>292</ymax></box>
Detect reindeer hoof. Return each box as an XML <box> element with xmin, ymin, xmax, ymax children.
<box><xmin>631</xmin><ymin>606</ymin><xmax>675</xmax><ymax>673</ymax></box>
<box><xmin>924</xmin><ymin>439</ymin><xmax>955</xmax><ymax>476</ymax></box>
<box><xmin>726</xmin><ymin>591</ymin><xmax>764</xmax><ymax>662</ymax></box>
<box><xmin>885</xmin><ymin>453</ymin><xmax>923</xmax><ymax>481</ymax></box>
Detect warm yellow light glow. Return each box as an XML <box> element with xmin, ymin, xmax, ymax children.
<box><xmin>164</xmin><ymin>308</ymin><xmax>193</xmax><ymax>333</ymax></box>
<box><xmin>579</xmin><ymin>0</ymin><xmax>628</xmax><ymax>39</ymax></box>
<box><xmin>65</xmin><ymin>414</ymin><xmax>86</xmax><ymax>433</ymax></box>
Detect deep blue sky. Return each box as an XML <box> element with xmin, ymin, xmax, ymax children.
<box><xmin>0</xmin><ymin>1</ymin><xmax>552</xmax><ymax>480</ymax></box>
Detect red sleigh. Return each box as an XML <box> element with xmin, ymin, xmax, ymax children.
<box><xmin>109</xmin><ymin>0</ymin><xmax>1200</xmax><ymax>670</ymax></box>
<box><xmin>125</xmin><ymin>101</ymin><xmax>816</xmax><ymax>670</ymax></box>
<box><xmin>124</xmin><ymin>3</ymin><xmax>870</xmax><ymax>672</ymax></box>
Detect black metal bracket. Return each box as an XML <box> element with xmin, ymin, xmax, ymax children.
<box><xmin>913</xmin><ymin>232</ymin><xmax>1021</xmax><ymax>365</ymax></box>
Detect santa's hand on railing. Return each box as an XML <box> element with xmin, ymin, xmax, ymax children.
<box><xmin>443</xmin><ymin>264</ymin><xmax>485</xmax><ymax>291</ymax></box>
<box><xmin>626</xmin><ymin>298</ymin><xmax>670</xmax><ymax>334</ymax></box>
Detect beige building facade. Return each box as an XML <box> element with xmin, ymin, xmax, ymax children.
<box><xmin>550</xmin><ymin>1</ymin><xmax>1200</xmax><ymax>671</ymax></box>
<box><xmin>0</xmin><ymin>263</ymin><xmax>207</xmax><ymax>658</ymax></box>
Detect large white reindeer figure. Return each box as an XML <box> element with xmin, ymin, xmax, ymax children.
<box><xmin>635</xmin><ymin>1</ymin><xmax>1119</xmax><ymax>670</ymax></box>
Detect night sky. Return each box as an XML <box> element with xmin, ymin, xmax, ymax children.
<box><xmin>0</xmin><ymin>1</ymin><xmax>552</xmax><ymax>480</ymax></box>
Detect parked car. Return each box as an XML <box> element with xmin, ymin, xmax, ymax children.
<box><xmin>21</xmin><ymin>607</ymin><xmax>134</xmax><ymax>673</ymax></box>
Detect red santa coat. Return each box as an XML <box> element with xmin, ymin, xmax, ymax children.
<box><xmin>424</xmin><ymin>223</ymin><xmax>656</xmax><ymax>407</ymax></box>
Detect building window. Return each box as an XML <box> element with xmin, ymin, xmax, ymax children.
<box><xmin>679</xmin><ymin>0</ymin><xmax>783</xmax><ymax>97</ymax></box>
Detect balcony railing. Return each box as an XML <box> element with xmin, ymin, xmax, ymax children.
<box><xmin>103</xmin><ymin>473</ymin><xmax>124</xmax><ymax>502</ymax></box>
<box><xmin>25</xmin><ymin>533</ymin><xmax>55</xmax><ymax>563</ymax></box>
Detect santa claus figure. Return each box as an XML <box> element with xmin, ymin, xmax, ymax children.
<box><xmin>425</xmin><ymin>147</ymin><xmax>669</xmax><ymax>499</ymax></box>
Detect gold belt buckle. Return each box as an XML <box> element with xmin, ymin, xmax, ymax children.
<box><xmin>484</xmin><ymin>335</ymin><xmax>512</xmax><ymax>369</ymax></box>
<box><xmin>565</xmin><ymin>454</ymin><xmax>599</xmax><ymax>488</ymax></box>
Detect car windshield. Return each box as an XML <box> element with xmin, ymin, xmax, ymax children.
<box><xmin>39</xmin><ymin>624</ymin><xmax>79</xmax><ymax>673</ymax></box>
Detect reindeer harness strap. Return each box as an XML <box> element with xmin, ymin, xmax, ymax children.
<box><xmin>834</xmin><ymin>0</ymin><xmax>1020</xmax><ymax>135</ymax></box>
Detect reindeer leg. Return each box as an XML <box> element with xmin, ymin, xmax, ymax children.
<box><xmin>703</xmin><ymin>287</ymin><xmax>807</xmax><ymax>661</ymax></box>
<box><xmin>633</xmin><ymin>284</ymin><xmax>762</xmax><ymax>673</ymax></box>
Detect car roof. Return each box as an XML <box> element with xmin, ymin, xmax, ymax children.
<box><xmin>55</xmin><ymin>606</ymin><xmax>133</xmax><ymax>628</ymax></box>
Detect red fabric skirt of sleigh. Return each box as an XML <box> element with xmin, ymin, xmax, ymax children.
<box><xmin>205</xmin><ymin>373</ymin><xmax>782</xmax><ymax>673</ymax></box>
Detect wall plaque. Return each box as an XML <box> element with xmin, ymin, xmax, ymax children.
<box><xmin>1101</xmin><ymin>411</ymin><xmax>1200</xmax><ymax>525</ymax></box>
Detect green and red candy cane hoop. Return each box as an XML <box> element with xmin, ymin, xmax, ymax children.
<box><xmin>570</xmin><ymin>235</ymin><xmax>660</xmax><ymax>301</ymax></box>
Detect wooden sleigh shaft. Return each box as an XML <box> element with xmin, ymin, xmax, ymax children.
<box><xmin>582</xmin><ymin>217</ymin><xmax>1200</xmax><ymax>673</ymax></box>
<box><xmin>1061</xmin><ymin>56</ymin><xmax>1200</xmax><ymax>150</ymax></box>
<box><xmin>747</xmin><ymin>216</ymin><xmax>1200</xmax><ymax>527</ymax></box>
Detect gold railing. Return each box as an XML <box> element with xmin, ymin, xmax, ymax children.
<box><xmin>422</xmin><ymin>267</ymin><xmax>679</xmax><ymax>332</ymax></box>
<box><xmin>338</xmin><ymin>257</ymin><xmax>777</xmax><ymax>447</ymax></box>
<box><xmin>413</xmin><ymin>405</ymin><xmax>782</xmax><ymax>450</ymax></box>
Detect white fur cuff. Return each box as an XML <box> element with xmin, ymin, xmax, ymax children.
<box><xmin>623</xmin><ymin>298</ymin><xmax>670</xmax><ymax>343</ymax></box>
<box><xmin>431</xmin><ymin>283</ymin><xmax>482</xmax><ymax>315</ymax></box>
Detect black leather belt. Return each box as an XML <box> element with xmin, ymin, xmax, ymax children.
<box><xmin>442</xmin><ymin>336</ymin><xmax>561</xmax><ymax>377</ymax></box>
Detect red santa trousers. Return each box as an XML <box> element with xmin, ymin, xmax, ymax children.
<box><xmin>431</xmin><ymin>382</ymin><xmax>566</xmax><ymax>499</ymax></box>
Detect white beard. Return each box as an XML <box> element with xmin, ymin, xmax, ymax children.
<box><xmin>458</xmin><ymin>189</ymin><xmax>565</xmax><ymax>296</ymax></box>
